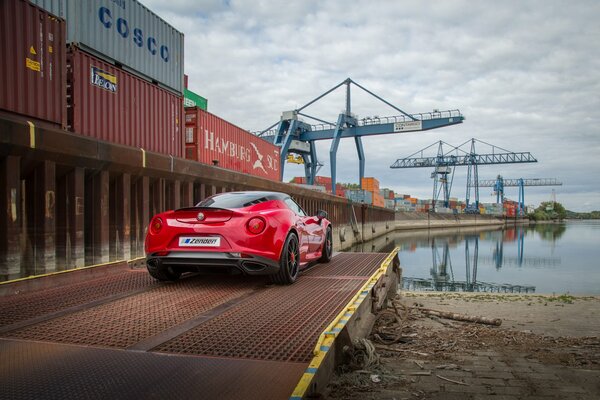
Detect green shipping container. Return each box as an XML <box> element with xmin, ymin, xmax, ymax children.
<box><xmin>184</xmin><ymin>89</ymin><xmax>208</xmax><ymax>110</ymax></box>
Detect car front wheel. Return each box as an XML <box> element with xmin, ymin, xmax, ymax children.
<box><xmin>272</xmin><ymin>233</ymin><xmax>300</xmax><ymax>285</ymax></box>
<box><xmin>319</xmin><ymin>226</ymin><xmax>333</xmax><ymax>263</ymax></box>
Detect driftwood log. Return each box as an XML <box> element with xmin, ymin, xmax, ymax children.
<box><xmin>420</xmin><ymin>308</ymin><xmax>502</xmax><ymax>326</ymax></box>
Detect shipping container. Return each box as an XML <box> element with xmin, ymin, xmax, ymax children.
<box><xmin>372</xmin><ymin>192</ymin><xmax>385</xmax><ymax>208</ymax></box>
<box><xmin>67</xmin><ymin>46</ymin><xmax>183</xmax><ymax>157</ymax></box>
<box><xmin>361</xmin><ymin>177</ymin><xmax>380</xmax><ymax>193</ymax></box>
<box><xmin>291</xmin><ymin>184</ymin><xmax>326</xmax><ymax>192</ymax></box>
<box><xmin>185</xmin><ymin>107</ymin><xmax>280</xmax><ymax>181</ymax></box>
<box><xmin>31</xmin><ymin>0</ymin><xmax>184</xmax><ymax>94</ymax></box>
<box><xmin>0</xmin><ymin>0</ymin><xmax>66</xmax><ymax>126</ymax></box>
<box><xmin>184</xmin><ymin>88</ymin><xmax>207</xmax><ymax>110</ymax></box>
<box><xmin>345</xmin><ymin>189</ymin><xmax>373</xmax><ymax>204</ymax></box>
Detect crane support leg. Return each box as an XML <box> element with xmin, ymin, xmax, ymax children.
<box><xmin>302</xmin><ymin>141</ymin><xmax>318</xmax><ymax>185</ymax></box>
<box><xmin>329</xmin><ymin>114</ymin><xmax>345</xmax><ymax>195</ymax></box>
<box><xmin>355</xmin><ymin>136</ymin><xmax>365</xmax><ymax>184</ymax></box>
<box><xmin>279</xmin><ymin>120</ymin><xmax>298</xmax><ymax>180</ymax></box>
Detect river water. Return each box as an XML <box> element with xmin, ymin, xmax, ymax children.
<box><xmin>349</xmin><ymin>220</ymin><xmax>600</xmax><ymax>295</ymax></box>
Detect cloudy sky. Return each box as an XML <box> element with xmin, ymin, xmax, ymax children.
<box><xmin>146</xmin><ymin>0</ymin><xmax>599</xmax><ymax>212</ymax></box>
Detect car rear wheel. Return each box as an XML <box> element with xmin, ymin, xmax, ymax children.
<box><xmin>147</xmin><ymin>260</ymin><xmax>182</xmax><ymax>282</ymax></box>
<box><xmin>319</xmin><ymin>226</ymin><xmax>333</xmax><ymax>263</ymax></box>
<box><xmin>272</xmin><ymin>233</ymin><xmax>300</xmax><ymax>285</ymax></box>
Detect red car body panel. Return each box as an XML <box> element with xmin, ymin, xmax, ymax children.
<box><xmin>144</xmin><ymin>192</ymin><xmax>331</xmax><ymax>278</ymax></box>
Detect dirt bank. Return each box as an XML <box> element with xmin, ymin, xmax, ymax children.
<box><xmin>324</xmin><ymin>292</ymin><xmax>600</xmax><ymax>399</ymax></box>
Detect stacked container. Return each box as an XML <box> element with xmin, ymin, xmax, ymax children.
<box><xmin>67</xmin><ymin>46</ymin><xmax>183</xmax><ymax>157</ymax></box>
<box><xmin>0</xmin><ymin>0</ymin><xmax>66</xmax><ymax>127</ymax></box>
<box><xmin>345</xmin><ymin>190</ymin><xmax>373</xmax><ymax>204</ymax></box>
<box><xmin>30</xmin><ymin>0</ymin><xmax>184</xmax><ymax>94</ymax></box>
<box><xmin>184</xmin><ymin>107</ymin><xmax>280</xmax><ymax>181</ymax></box>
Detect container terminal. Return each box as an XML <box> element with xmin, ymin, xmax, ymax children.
<box><xmin>0</xmin><ymin>1</ymin><xmax>551</xmax><ymax>399</ymax></box>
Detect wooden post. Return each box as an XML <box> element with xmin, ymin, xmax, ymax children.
<box><xmin>135</xmin><ymin>176</ymin><xmax>149</xmax><ymax>257</ymax></box>
<box><xmin>0</xmin><ymin>156</ymin><xmax>21</xmax><ymax>280</ymax></box>
<box><xmin>28</xmin><ymin>160</ymin><xmax>56</xmax><ymax>274</ymax></box>
<box><xmin>113</xmin><ymin>173</ymin><xmax>131</xmax><ymax>261</ymax></box>
<box><xmin>56</xmin><ymin>167</ymin><xmax>85</xmax><ymax>269</ymax></box>
<box><xmin>86</xmin><ymin>170</ymin><xmax>109</xmax><ymax>265</ymax></box>
<box><xmin>171</xmin><ymin>180</ymin><xmax>181</xmax><ymax>210</ymax></box>
<box><xmin>182</xmin><ymin>181</ymin><xmax>193</xmax><ymax>207</ymax></box>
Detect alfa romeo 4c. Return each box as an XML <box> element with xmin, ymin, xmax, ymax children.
<box><xmin>145</xmin><ymin>191</ymin><xmax>332</xmax><ymax>284</ymax></box>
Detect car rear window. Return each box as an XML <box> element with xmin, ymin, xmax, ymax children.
<box><xmin>196</xmin><ymin>193</ymin><xmax>277</xmax><ymax>209</ymax></box>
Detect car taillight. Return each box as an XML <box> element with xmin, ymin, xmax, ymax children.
<box><xmin>246</xmin><ymin>217</ymin><xmax>266</xmax><ymax>234</ymax></box>
<box><xmin>150</xmin><ymin>217</ymin><xmax>163</xmax><ymax>234</ymax></box>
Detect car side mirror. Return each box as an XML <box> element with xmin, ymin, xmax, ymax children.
<box><xmin>316</xmin><ymin>210</ymin><xmax>328</xmax><ymax>220</ymax></box>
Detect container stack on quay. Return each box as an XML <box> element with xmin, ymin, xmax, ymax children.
<box><xmin>361</xmin><ymin>177</ymin><xmax>385</xmax><ymax>207</ymax></box>
<box><xmin>345</xmin><ymin>189</ymin><xmax>373</xmax><ymax>204</ymax></box>
<box><xmin>184</xmin><ymin>108</ymin><xmax>280</xmax><ymax>181</ymax></box>
<box><xmin>291</xmin><ymin>176</ymin><xmax>345</xmax><ymax>197</ymax></box>
<box><xmin>0</xmin><ymin>0</ymin><xmax>67</xmax><ymax>127</ymax></box>
<box><xmin>67</xmin><ymin>46</ymin><xmax>184</xmax><ymax>157</ymax></box>
<box><xmin>0</xmin><ymin>0</ymin><xmax>185</xmax><ymax>157</ymax></box>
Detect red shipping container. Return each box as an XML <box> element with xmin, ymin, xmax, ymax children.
<box><xmin>0</xmin><ymin>0</ymin><xmax>66</xmax><ymax>127</ymax></box>
<box><xmin>67</xmin><ymin>46</ymin><xmax>183</xmax><ymax>157</ymax></box>
<box><xmin>185</xmin><ymin>108</ymin><xmax>280</xmax><ymax>181</ymax></box>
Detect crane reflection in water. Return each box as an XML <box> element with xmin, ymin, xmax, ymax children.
<box><xmin>403</xmin><ymin>234</ymin><xmax>537</xmax><ymax>293</ymax></box>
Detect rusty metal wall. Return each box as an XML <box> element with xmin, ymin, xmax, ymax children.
<box><xmin>67</xmin><ymin>46</ymin><xmax>184</xmax><ymax>158</ymax></box>
<box><xmin>0</xmin><ymin>0</ymin><xmax>66</xmax><ymax>127</ymax></box>
<box><xmin>30</xmin><ymin>0</ymin><xmax>184</xmax><ymax>94</ymax></box>
<box><xmin>184</xmin><ymin>108</ymin><xmax>280</xmax><ymax>181</ymax></box>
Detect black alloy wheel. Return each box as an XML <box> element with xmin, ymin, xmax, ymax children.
<box><xmin>272</xmin><ymin>233</ymin><xmax>300</xmax><ymax>284</ymax></box>
<box><xmin>319</xmin><ymin>226</ymin><xmax>333</xmax><ymax>263</ymax></box>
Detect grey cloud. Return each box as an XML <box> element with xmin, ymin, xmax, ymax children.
<box><xmin>142</xmin><ymin>0</ymin><xmax>600</xmax><ymax>211</ymax></box>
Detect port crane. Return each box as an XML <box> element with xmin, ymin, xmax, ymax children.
<box><xmin>475</xmin><ymin>176</ymin><xmax>563</xmax><ymax>216</ymax></box>
<box><xmin>390</xmin><ymin>139</ymin><xmax>537</xmax><ymax>212</ymax></box>
<box><xmin>256</xmin><ymin>78</ymin><xmax>464</xmax><ymax>194</ymax></box>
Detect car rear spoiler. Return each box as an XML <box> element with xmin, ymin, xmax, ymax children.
<box><xmin>175</xmin><ymin>206</ymin><xmax>230</xmax><ymax>212</ymax></box>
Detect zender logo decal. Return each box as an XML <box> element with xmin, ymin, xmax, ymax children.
<box><xmin>90</xmin><ymin>66</ymin><xmax>117</xmax><ymax>93</ymax></box>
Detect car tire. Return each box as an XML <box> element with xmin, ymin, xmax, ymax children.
<box><xmin>147</xmin><ymin>260</ymin><xmax>182</xmax><ymax>282</ymax></box>
<box><xmin>319</xmin><ymin>226</ymin><xmax>333</xmax><ymax>263</ymax></box>
<box><xmin>272</xmin><ymin>233</ymin><xmax>300</xmax><ymax>285</ymax></box>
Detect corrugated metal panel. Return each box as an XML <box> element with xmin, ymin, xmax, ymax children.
<box><xmin>185</xmin><ymin>108</ymin><xmax>280</xmax><ymax>181</ymax></box>
<box><xmin>184</xmin><ymin>89</ymin><xmax>207</xmax><ymax>110</ymax></box>
<box><xmin>67</xmin><ymin>46</ymin><xmax>183</xmax><ymax>157</ymax></box>
<box><xmin>0</xmin><ymin>0</ymin><xmax>66</xmax><ymax>127</ymax></box>
<box><xmin>31</xmin><ymin>0</ymin><xmax>184</xmax><ymax>94</ymax></box>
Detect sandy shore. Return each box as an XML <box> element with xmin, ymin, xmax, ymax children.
<box><xmin>403</xmin><ymin>292</ymin><xmax>600</xmax><ymax>338</ymax></box>
<box><xmin>324</xmin><ymin>292</ymin><xmax>600</xmax><ymax>399</ymax></box>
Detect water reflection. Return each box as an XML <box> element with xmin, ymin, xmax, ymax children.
<box><xmin>403</xmin><ymin>235</ymin><xmax>537</xmax><ymax>293</ymax></box>
<box><xmin>348</xmin><ymin>223</ymin><xmax>593</xmax><ymax>293</ymax></box>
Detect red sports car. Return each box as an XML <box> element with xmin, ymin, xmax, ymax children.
<box><xmin>145</xmin><ymin>191</ymin><xmax>332</xmax><ymax>284</ymax></box>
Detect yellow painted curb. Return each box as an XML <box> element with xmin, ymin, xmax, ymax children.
<box><xmin>289</xmin><ymin>247</ymin><xmax>399</xmax><ymax>400</ymax></box>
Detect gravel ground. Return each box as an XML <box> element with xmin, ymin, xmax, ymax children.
<box><xmin>323</xmin><ymin>292</ymin><xmax>600</xmax><ymax>400</ymax></box>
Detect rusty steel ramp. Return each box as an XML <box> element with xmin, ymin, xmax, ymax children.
<box><xmin>0</xmin><ymin>251</ymin><xmax>399</xmax><ymax>400</ymax></box>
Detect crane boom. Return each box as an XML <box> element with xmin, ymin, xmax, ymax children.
<box><xmin>390</xmin><ymin>139</ymin><xmax>538</xmax><ymax>211</ymax></box>
<box><xmin>256</xmin><ymin>78</ymin><xmax>464</xmax><ymax>193</ymax></box>
<box><xmin>477</xmin><ymin>178</ymin><xmax>562</xmax><ymax>187</ymax></box>
<box><xmin>390</xmin><ymin>152</ymin><xmax>537</xmax><ymax>168</ymax></box>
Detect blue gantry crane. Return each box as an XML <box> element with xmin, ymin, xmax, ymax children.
<box><xmin>390</xmin><ymin>139</ymin><xmax>538</xmax><ymax>212</ymax></box>
<box><xmin>256</xmin><ymin>78</ymin><xmax>464</xmax><ymax>193</ymax></box>
<box><xmin>476</xmin><ymin>176</ymin><xmax>563</xmax><ymax>216</ymax></box>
